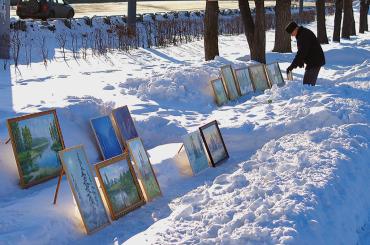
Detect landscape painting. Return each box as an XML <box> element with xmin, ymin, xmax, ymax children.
<box><xmin>111</xmin><ymin>106</ymin><xmax>139</xmax><ymax>143</ymax></box>
<box><xmin>248</xmin><ymin>64</ymin><xmax>270</xmax><ymax>92</ymax></box>
<box><xmin>265</xmin><ymin>62</ymin><xmax>285</xmax><ymax>87</ymax></box>
<box><xmin>95</xmin><ymin>155</ymin><xmax>144</xmax><ymax>220</ymax></box>
<box><xmin>200</xmin><ymin>121</ymin><xmax>229</xmax><ymax>167</ymax></box>
<box><xmin>211</xmin><ymin>78</ymin><xmax>228</xmax><ymax>106</ymax></box>
<box><xmin>221</xmin><ymin>65</ymin><xmax>239</xmax><ymax>100</ymax></box>
<box><xmin>59</xmin><ymin>146</ymin><xmax>110</xmax><ymax>234</ymax></box>
<box><xmin>127</xmin><ymin>138</ymin><xmax>161</xmax><ymax>201</ymax></box>
<box><xmin>182</xmin><ymin>131</ymin><xmax>209</xmax><ymax>175</ymax></box>
<box><xmin>91</xmin><ymin>115</ymin><xmax>123</xmax><ymax>160</ymax></box>
<box><xmin>7</xmin><ymin>110</ymin><xmax>64</xmax><ymax>188</ymax></box>
<box><xmin>234</xmin><ymin>68</ymin><xmax>254</xmax><ymax>95</ymax></box>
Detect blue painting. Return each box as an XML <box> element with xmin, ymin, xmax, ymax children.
<box><xmin>60</xmin><ymin>146</ymin><xmax>110</xmax><ymax>234</ymax></box>
<box><xmin>182</xmin><ymin>131</ymin><xmax>209</xmax><ymax>175</ymax></box>
<box><xmin>112</xmin><ymin>106</ymin><xmax>139</xmax><ymax>142</ymax></box>
<box><xmin>91</xmin><ymin>116</ymin><xmax>123</xmax><ymax>160</ymax></box>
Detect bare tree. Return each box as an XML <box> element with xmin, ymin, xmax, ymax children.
<box><xmin>239</xmin><ymin>0</ymin><xmax>266</xmax><ymax>63</ymax></box>
<box><xmin>359</xmin><ymin>0</ymin><xmax>368</xmax><ymax>33</ymax></box>
<box><xmin>350</xmin><ymin>5</ymin><xmax>356</xmax><ymax>35</ymax></box>
<box><xmin>204</xmin><ymin>0</ymin><xmax>219</xmax><ymax>61</ymax></box>
<box><xmin>40</xmin><ymin>35</ymin><xmax>48</xmax><ymax>67</ymax></box>
<box><xmin>299</xmin><ymin>0</ymin><xmax>304</xmax><ymax>14</ymax></box>
<box><xmin>333</xmin><ymin>0</ymin><xmax>343</xmax><ymax>42</ymax></box>
<box><xmin>273</xmin><ymin>0</ymin><xmax>292</xmax><ymax>53</ymax></box>
<box><xmin>316</xmin><ymin>0</ymin><xmax>329</xmax><ymax>44</ymax></box>
<box><xmin>56</xmin><ymin>33</ymin><xmax>67</xmax><ymax>62</ymax></box>
<box><xmin>342</xmin><ymin>0</ymin><xmax>353</xmax><ymax>39</ymax></box>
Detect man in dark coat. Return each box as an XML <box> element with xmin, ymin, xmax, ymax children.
<box><xmin>285</xmin><ymin>21</ymin><xmax>326</xmax><ymax>86</ymax></box>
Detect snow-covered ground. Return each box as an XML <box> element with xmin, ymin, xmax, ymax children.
<box><xmin>1</xmin><ymin>6</ymin><xmax>370</xmax><ymax>245</ymax></box>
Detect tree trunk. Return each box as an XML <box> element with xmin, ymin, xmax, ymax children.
<box><xmin>299</xmin><ymin>0</ymin><xmax>304</xmax><ymax>14</ymax></box>
<box><xmin>360</xmin><ymin>0</ymin><xmax>367</xmax><ymax>33</ymax></box>
<box><xmin>365</xmin><ymin>2</ymin><xmax>369</xmax><ymax>31</ymax></box>
<box><xmin>342</xmin><ymin>0</ymin><xmax>352</xmax><ymax>39</ymax></box>
<box><xmin>333</xmin><ymin>0</ymin><xmax>343</xmax><ymax>42</ymax></box>
<box><xmin>273</xmin><ymin>0</ymin><xmax>292</xmax><ymax>52</ymax></box>
<box><xmin>204</xmin><ymin>1</ymin><xmax>219</xmax><ymax>61</ymax></box>
<box><xmin>350</xmin><ymin>4</ymin><xmax>356</xmax><ymax>35</ymax></box>
<box><xmin>316</xmin><ymin>0</ymin><xmax>329</xmax><ymax>44</ymax></box>
<box><xmin>238</xmin><ymin>0</ymin><xmax>266</xmax><ymax>63</ymax></box>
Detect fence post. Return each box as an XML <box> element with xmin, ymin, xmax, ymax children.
<box><xmin>0</xmin><ymin>0</ymin><xmax>10</xmax><ymax>59</ymax></box>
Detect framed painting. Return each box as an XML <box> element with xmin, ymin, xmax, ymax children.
<box><xmin>95</xmin><ymin>154</ymin><xmax>145</xmax><ymax>220</ymax></box>
<box><xmin>91</xmin><ymin>115</ymin><xmax>123</xmax><ymax>160</ymax></box>
<box><xmin>265</xmin><ymin>62</ymin><xmax>285</xmax><ymax>87</ymax></box>
<box><xmin>199</xmin><ymin>121</ymin><xmax>229</xmax><ymax>167</ymax></box>
<box><xmin>127</xmin><ymin>138</ymin><xmax>161</xmax><ymax>202</ymax></box>
<box><xmin>59</xmin><ymin>145</ymin><xmax>110</xmax><ymax>234</ymax></box>
<box><xmin>210</xmin><ymin>78</ymin><xmax>228</xmax><ymax>106</ymax></box>
<box><xmin>234</xmin><ymin>67</ymin><xmax>254</xmax><ymax>96</ymax></box>
<box><xmin>248</xmin><ymin>64</ymin><xmax>271</xmax><ymax>92</ymax></box>
<box><xmin>7</xmin><ymin>109</ymin><xmax>65</xmax><ymax>188</ymax></box>
<box><xmin>220</xmin><ymin>65</ymin><xmax>239</xmax><ymax>100</ymax></box>
<box><xmin>111</xmin><ymin>106</ymin><xmax>139</xmax><ymax>145</ymax></box>
<box><xmin>182</xmin><ymin>131</ymin><xmax>210</xmax><ymax>175</ymax></box>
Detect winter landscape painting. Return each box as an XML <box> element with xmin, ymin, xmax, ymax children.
<box><xmin>182</xmin><ymin>131</ymin><xmax>209</xmax><ymax>175</ymax></box>
<box><xmin>265</xmin><ymin>62</ymin><xmax>285</xmax><ymax>87</ymax></box>
<box><xmin>127</xmin><ymin>138</ymin><xmax>161</xmax><ymax>201</ymax></box>
<box><xmin>7</xmin><ymin>110</ymin><xmax>64</xmax><ymax>188</ymax></box>
<box><xmin>95</xmin><ymin>155</ymin><xmax>144</xmax><ymax>220</ymax></box>
<box><xmin>91</xmin><ymin>115</ymin><xmax>123</xmax><ymax>160</ymax></box>
<box><xmin>248</xmin><ymin>64</ymin><xmax>270</xmax><ymax>92</ymax></box>
<box><xmin>221</xmin><ymin>65</ymin><xmax>239</xmax><ymax>100</ymax></box>
<box><xmin>211</xmin><ymin>78</ymin><xmax>228</xmax><ymax>106</ymax></box>
<box><xmin>200</xmin><ymin>121</ymin><xmax>229</xmax><ymax>167</ymax></box>
<box><xmin>111</xmin><ymin>106</ymin><xmax>139</xmax><ymax>143</ymax></box>
<box><xmin>234</xmin><ymin>68</ymin><xmax>254</xmax><ymax>95</ymax></box>
<box><xmin>59</xmin><ymin>146</ymin><xmax>110</xmax><ymax>234</ymax></box>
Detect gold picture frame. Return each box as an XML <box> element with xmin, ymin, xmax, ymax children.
<box><xmin>7</xmin><ymin>109</ymin><xmax>65</xmax><ymax>188</ymax></box>
<box><xmin>210</xmin><ymin>78</ymin><xmax>228</xmax><ymax>106</ymax></box>
<box><xmin>220</xmin><ymin>65</ymin><xmax>239</xmax><ymax>100</ymax></box>
<box><xmin>248</xmin><ymin>64</ymin><xmax>271</xmax><ymax>92</ymax></box>
<box><xmin>95</xmin><ymin>154</ymin><xmax>145</xmax><ymax>220</ymax></box>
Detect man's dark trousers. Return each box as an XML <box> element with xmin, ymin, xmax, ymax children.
<box><xmin>303</xmin><ymin>67</ymin><xmax>321</xmax><ymax>86</ymax></box>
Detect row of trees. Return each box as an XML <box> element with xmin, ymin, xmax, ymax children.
<box><xmin>204</xmin><ymin>0</ymin><xmax>369</xmax><ymax>63</ymax></box>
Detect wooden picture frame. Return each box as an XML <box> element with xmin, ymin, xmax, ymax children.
<box><xmin>182</xmin><ymin>131</ymin><xmax>210</xmax><ymax>175</ymax></box>
<box><xmin>111</xmin><ymin>106</ymin><xmax>139</xmax><ymax>148</ymax></box>
<box><xmin>248</xmin><ymin>64</ymin><xmax>271</xmax><ymax>92</ymax></box>
<box><xmin>90</xmin><ymin>115</ymin><xmax>123</xmax><ymax>160</ymax></box>
<box><xmin>234</xmin><ymin>67</ymin><xmax>255</xmax><ymax>95</ymax></box>
<box><xmin>210</xmin><ymin>78</ymin><xmax>228</xmax><ymax>106</ymax></box>
<box><xmin>265</xmin><ymin>62</ymin><xmax>285</xmax><ymax>87</ymax></box>
<box><xmin>59</xmin><ymin>145</ymin><xmax>110</xmax><ymax>234</ymax></box>
<box><xmin>199</xmin><ymin>121</ymin><xmax>229</xmax><ymax>167</ymax></box>
<box><xmin>220</xmin><ymin>65</ymin><xmax>239</xmax><ymax>100</ymax></box>
<box><xmin>127</xmin><ymin>137</ymin><xmax>162</xmax><ymax>202</ymax></box>
<box><xmin>7</xmin><ymin>109</ymin><xmax>65</xmax><ymax>188</ymax></box>
<box><xmin>95</xmin><ymin>154</ymin><xmax>145</xmax><ymax>220</ymax></box>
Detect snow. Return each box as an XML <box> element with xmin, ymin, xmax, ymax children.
<box><xmin>1</xmin><ymin>4</ymin><xmax>370</xmax><ymax>245</ymax></box>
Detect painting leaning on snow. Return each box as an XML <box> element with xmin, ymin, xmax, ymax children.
<box><xmin>211</xmin><ymin>78</ymin><xmax>228</xmax><ymax>106</ymax></box>
<box><xmin>127</xmin><ymin>138</ymin><xmax>161</xmax><ymax>201</ymax></box>
<box><xmin>248</xmin><ymin>64</ymin><xmax>270</xmax><ymax>92</ymax></box>
<box><xmin>265</xmin><ymin>62</ymin><xmax>285</xmax><ymax>87</ymax></box>
<box><xmin>111</xmin><ymin>106</ymin><xmax>139</xmax><ymax>143</ymax></box>
<box><xmin>95</xmin><ymin>154</ymin><xmax>145</xmax><ymax>220</ymax></box>
<box><xmin>234</xmin><ymin>67</ymin><xmax>254</xmax><ymax>96</ymax></box>
<box><xmin>91</xmin><ymin>115</ymin><xmax>123</xmax><ymax>160</ymax></box>
<box><xmin>221</xmin><ymin>65</ymin><xmax>239</xmax><ymax>100</ymax></box>
<box><xmin>182</xmin><ymin>131</ymin><xmax>209</xmax><ymax>175</ymax></box>
<box><xmin>200</xmin><ymin>121</ymin><xmax>229</xmax><ymax>167</ymax></box>
<box><xmin>59</xmin><ymin>146</ymin><xmax>110</xmax><ymax>234</ymax></box>
<box><xmin>7</xmin><ymin>109</ymin><xmax>64</xmax><ymax>188</ymax></box>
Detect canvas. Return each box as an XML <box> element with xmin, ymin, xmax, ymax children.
<box><xmin>199</xmin><ymin>121</ymin><xmax>229</xmax><ymax>167</ymax></box>
<box><xmin>265</xmin><ymin>62</ymin><xmax>285</xmax><ymax>87</ymax></box>
<box><xmin>221</xmin><ymin>65</ymin><xmax>239</xmax><ymax>100</ymax></box>
<box><xmin>111</xmin><ymin>106</ymin><xmax>139</xmax><ymax>144</ymax></box>
<box><xmin>7</xmin><ymin>110</ymin><xmax>64</xmax><ymax>188</ymax></box>
<box><xmin>248</xmin><ymin>64</ymin><xmax>270</xmax><ymax>92</ymax></box>
<box><xmin>91</xmin><ymin>115</ymin><xmax>123</xmax><ymax>160</ymax></box>
<box><xmin>234</xmin><ymin>68</ymin><xmax>254</xmax><ymax>96</ymax></box>
<box><xmin>59</xmin><ymin>146</ymin><xmax>110</xmax><ymax>234</ymax></box>
<box><xmin>211</xmin><ymin>78</ymin><xmax>228</xmax><ymax>106</ymax></box>
<box><xmin>127</xmin><ymin>138</ymin><xmax>161</xmax><ymax>201</ymax></box>
<box><xmin>182</xmin><ymin>131</ymin><xmax>209</xmax><ymax>175</ymax></box>
<box><xmin>95</xmin><ymin>154</ymin><xmax>144</xmax><ymax>220</ymax></box>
